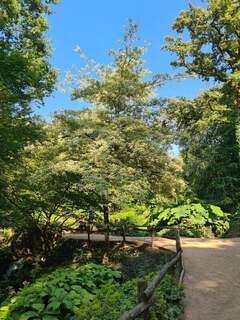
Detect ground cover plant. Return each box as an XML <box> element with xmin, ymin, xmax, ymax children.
<box><xmin>0</xmin><ymin>242</ymin><xmax>183</xmax><ymax>320</ymax></box>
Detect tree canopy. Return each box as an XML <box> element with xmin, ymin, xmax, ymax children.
<box><xmin>1</xmin><ymin>1</ymin><xmax>239</xmax><ymax>258</ymax></box>
<box><xmin>0</xmin><ymin>0</ymin><xmax>58</xmax><ymax>217</ymax></box>
<box><xmin>4</xmin><ymin>22</ymin><xmax>184</xmax><ymax>244</ymax></box>
<box><xmin>163</xmin><ymin>0</ymin><xmax>240</xmax><ymax>211</ymax></box>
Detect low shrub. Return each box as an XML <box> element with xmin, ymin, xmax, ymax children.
<box><xmin>224</xmin><ymin>210</ymin><xmax>240</xmax><ymax>237</ymax></box>
<box><xmin>1</xmin><ymin>263</ymin><xmax>121</xmax><ymax>320</ymax></box>
<box><xmin>79</xmin><ymin>274</ymin><xmax>183</xmax><ymax>320</ymax></box>
<box><xmin>0</xmin><ymin>246</ymin><xmax>13</xmax><ymax>278</ymax></box>
<box><xmin>46</xmin><ymin>239</ymin><xmax>84</xmax><ymax>266</ymax></box>
<box><xmin>0</xmin><ymin>264</ymin><xmax>183</xmax><ymax>320</ymax></box>
<box><xmin>150</xmin><ymin>203</ymin><xmax>229</xmax><ymax>237</ymax></box>
<box><xmin>0</xmin><ymin>246</ymin><xmax>15</xmax><ymax>304</ymax></box>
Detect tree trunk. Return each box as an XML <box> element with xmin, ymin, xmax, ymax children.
<box><xmin>235</xmin><ymin>43</ymin><xmax>240</xmax><ymax>157</ymax></box>
<box><xmin>103</xmin><ymin>203</ymin><xmax>110</xmax><ymax>242</ymax></box>
<box><xmin>103</xmin><ymin>191</ymin><xmax>110</xmax><ymax>242</ymax></box>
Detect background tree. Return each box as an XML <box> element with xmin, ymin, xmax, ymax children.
<box><xmin>163</xmin><ymin>0</ymin><xmax>240</xmax><ymax>211</ymax></box>
<box><xmin>165</xmin><ymin>88</ymin><xmax>240</xmax><ymax>211</ymax></box>
<box><xmin>1</xmin><ymin>122</ymin><xmax>90</xmax><ymax>259</ymax></box>
<box><xmin>64</xmin><ymin>20</ymin><xmax>184</xmax><ymax>239</ymax></box>
<box><xmin>1</xmin><ymin>20</ymin><xmax>184</xmax><ymax>249</ymax></box>
<box><xmin>0</xmin><ymin>0</ymin><xmax>58</xmax><ymax>218</ymax></box>
<box><xmin>68</xmin><ymin>19</ymin><xmax>169</xmax><ymax>118</ymax></box>
<box><xmin>48</xmin><ymin>107</ymin><xmax>182</xmax><ymax>241</ymax></box>
<box><xmin>164</xmin><ymin>0</ymin><xmax>240</xmax><ymax>102</ymax></box>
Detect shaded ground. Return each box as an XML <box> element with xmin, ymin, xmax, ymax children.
<box><xmin>107</xmin><ymin>242</ymin><xmax>174</xmax><ymax>280</ymax></box>
<box><xmin>50</xmin><ymin>237</ymin><xmax>174</xmax><ymax>280</ymax></box>
<box><xmin>64</xmin><ymin>233</ymin><xmax>240</xmax><ymax>320</ymax></box>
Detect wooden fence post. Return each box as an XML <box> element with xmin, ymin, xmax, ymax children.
<box><xmin>175</xmin><ymin>228</ymin><xmax>183</xmax><ymax>280</ymax></box>
<box><xmin>151</xmin><ymin>227</ymin><xmax>155</xmax><ymax>248</ymax></box>
<box><xmin>119</xmin><ymin>250</ymin><xmax>182</xmax><ymax>319</ymax></box>
<box><xmin>176</xmin><ymin>228</ymin><xmax>182</xmax><ymax>252</ymax></box>
<box><xmin>122</xmin><ymin>226</ymin><xmax>126</xmax><ymax>243</ymax></box>
<box><xmin>138</xmin><ymin>279</ymin><xmax>150</xmax><ymax>320</ymax></box>
<box><xmin>87</xmin><ymin>225</ymin><xmax>91</xmax><ymax>247</ymax></box>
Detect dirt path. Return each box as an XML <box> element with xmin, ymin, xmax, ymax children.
<box><xmin>178</xmin><ymin>238</ymin><xmax>240</xmax><ymax>320</ymax></box>
<box><xmin>64</xmin><ymin>233</ymin><xmax>240</xmax><ymax>320</ymax></box>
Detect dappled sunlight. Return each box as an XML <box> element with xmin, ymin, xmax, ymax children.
<box><xmin>196</xmin><ymin>279</ymin><xmax>223</xmax><ymax>291</ymax></box>
<box><xmin>182</xmin><ymin>238</ymin><xmax>240</xmax><ymax>249</ymax></box>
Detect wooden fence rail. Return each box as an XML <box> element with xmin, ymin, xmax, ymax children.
<box><xmin>66</xmin><ymin>224</ymin><xmax>181</xmax><ymax>247</ymax></box>
<box><xmin>119</xmin><ymin>230</ymin><xmax>184</xmax><ymax>320</ymax></box>
<box><xmin>63</xmin><ymin>224</ymin><xmax>185</xmax><ymax>319</ymax></box>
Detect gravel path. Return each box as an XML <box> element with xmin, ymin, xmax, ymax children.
<box><xmin>64</xmin><ymin>233</ymin><xmax>240</xmax><ymax>320</ymax></box>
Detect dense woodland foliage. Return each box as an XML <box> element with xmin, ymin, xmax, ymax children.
<box><xmin>164</xmin><ymin>0</ymin><xmax>240</xmax><ymax>210</ymax></box>
<box><xmin>0</xmin><ymin>0</ymin><xmax>240</xmax><ymax>319</ymax></box>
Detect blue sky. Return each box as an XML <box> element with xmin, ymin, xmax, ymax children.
<box><xmin>36</xmin><ymin>0</ymin><xmax>210</xmax><ymax>118</ymax></box>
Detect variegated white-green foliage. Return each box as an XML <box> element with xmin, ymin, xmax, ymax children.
<box><xmin>66</xmin><ymin>19</ymin><xmax>170</xmax><ymax>118</ymax></box>
<box><xmin>2</xmin><ymin>21</ymin><xmax>185</xmax><ymax>254</ymax></box>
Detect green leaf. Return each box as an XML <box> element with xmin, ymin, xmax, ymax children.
<box><xmin>32</xmin><ymin>303</ymin><xmax>45</xmax><ymax>312</ymax></box>
<box><xmin>19</xmin><ymin>311</ymin><xmax>39</xmax><ymax>320</ymax></box>
<box><xmin>46</xmin><ymin>301</ymin><xmax>61</xmax><ymax>312</ymax></box>
<box><xmin>42</xmin><ymin>316</ymin><xmax>59</xmax><ymax>320</ymax></box>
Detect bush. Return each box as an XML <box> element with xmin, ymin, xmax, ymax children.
<box><xmin>150</xmin><ymin>203</ymin><xmax>229</xmax><ymax>237</ymax></box>
<box><xmin>111</xmin><ymin>205</ymin><xmax>148</xmax><ymax>226</ymax></box>
<box><xmin>110</xmin><ymin>205</ymin><xmax>150</xmax><ymax>236</ymax></box>
<box><xmin>0</xmin><ymin>246</ymin><xmax>14</xmax><ymax>303</ymax></box>
<box><xmin>1</xmin><ymin>263</ymin><xmax>121</xmax><ymax>320</ymax></box>
<box><xmin>0</xmin><ymin>265</ymin><xmax>183</xmax><ymax>320</ymax></box>
<box><xmin>225</xmin><ymin>210</ymin><xmax>240</xmax><ymax>237</ymax></box>
<box><xmin>0</xmin><ymin>246</ymin><xmax>13</xmax><ymax>278</ymax></box>
<box><xmin>78</xmin><ymin>274</ymin><xmax>183</xmax><ymax>320</ymax></box>
<box><xmin>46</xmin><ymin>239</ymin><xmax>84</xmax><ymax>266</ymax></box>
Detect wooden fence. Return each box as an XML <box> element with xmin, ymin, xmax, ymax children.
<box><xmin>64</xmin><ymin>224</ymin><xmax>185</xmax><ymax>319</ymax></box>
<box><xmin>119</xmin><ymin>229</ymin><xmax>184</xmax><ymax>320</ymax></box>
<box><xmin>68</xmin><ymin>224</ymin><xmax>180</xmax><ymax>248</ymax></box>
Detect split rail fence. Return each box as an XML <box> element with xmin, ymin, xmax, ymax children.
<box><xmin>119</xmin><ymin>228</ymin><xmax>184</xmax><ymax>319</ymax></box>
<box><xmin>64</xmin><ymin>224</ymin><xmax>185</xmax><ymax>319</ymax></box>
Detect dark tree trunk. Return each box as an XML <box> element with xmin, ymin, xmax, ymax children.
<box><xmin>103</xmin><ymin>204</ymin><xmax>109</xmax><ymax>242</ymax></box>
<box><xmin>103</xmin><ymin>191</ymin><xmax>110</xmax><ymax>242</ymax></box>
